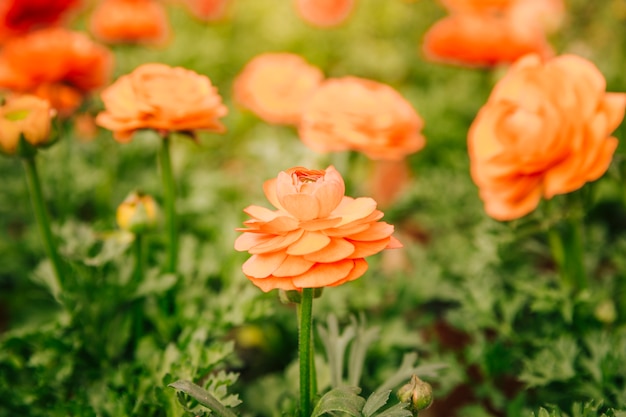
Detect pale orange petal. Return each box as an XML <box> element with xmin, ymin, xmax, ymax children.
<box><xmin>327</xmin><ymin>258</ymin><xmax>368</xmax><ymax>287</ymax></box>
<box><xmin>249</xmin><ymin>229</ymin><xmax>305</xmax><ymax>254</ymax></box>
<box><xmin>273</xmin><ymin>256</ymin><xmax>315</xmax><ymax>277</ymax></box>
<box><xmin>303</xmin><ymin>238</ymin><xmax>355</xmax><ymax>263</ymax></box>
<box><xmin>286</xmin><ymin>231</ymin><xmax>331</xmax><ymax>255</ymax></box>
<box><xmin>348</xmin><ymin>238</ymin><xmax>392</xmax><ymax>259</ymax></box>
<box><xmin>242</xmin><ymin>251</ymin><xmax>288</xmax><ymax>278</ymax></box>
<box><xmin>346</xmin><ymin>222</ymin><xmax>394</xmax><ymax>241</ymax></box>
<box><xmin>280</xmin><ymin>193</ymin><xmax>321</xmax><ymax>221</ymax></box>
<box><xmin>247</xmin><ymin>275</ymin><xmax>298</xmax><ymax>292</ymax></box>
<box><xmin>291</xmin><ymin>259</ymin><xmax>354</xmax><ymax>288</ymax></box>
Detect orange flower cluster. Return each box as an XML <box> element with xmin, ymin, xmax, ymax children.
<box><xmin>89</xmin><ymin>0</ymin><xmax>170</xmax><ymax>45</ymax></box>
<box><xmin>294</xmin><ymin>0</ymin><xmax>356</xmax><ymax>27</ymax></box>
<box><xmin>423</xmin><ymin>0</ymin><xmax>564</xmax><ymax>67</ymax></box>
<box><xmin>233</xmin><ymin>53</ymin><xmax>324</xmax><ymax>125</ymax></box>
<box><xmin>96</xmin><ymin>63</ymin><xmax>228</xmax><ymax>142</ymax></box>
<box><xmin>0</xmin><ymin>0</ymin><xmax>79</xmax><ymax>42</ymax></box>
<box><xmin>468</xmin><ymin>54</ymin><xmax>626</xmax><ymax>221</ymax></box>
<box><xmin>299</xmin><ymin>77</ymin><xmax>425</xmax><ymax>160</ymax></box>
<box><xmin>235</xmin><ymin>166</ymin><xmax>401</xmax><ymax>292</ymax></box>
<box><xmin>0</xmin><ymin>27</ymin><xmax>113</xmax><ymax>116</ymax></box>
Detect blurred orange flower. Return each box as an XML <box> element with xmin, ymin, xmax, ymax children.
<box><xmin>299</xmin><ymin>76</ymin><xmax>425</xmax><ymax>160</ymax></box>
<box><xmin>89</xmin><ymin>0</ymin><xmax>170</xmax><ymax>45</ymax></box>
<box><xmin>423</xmin><ymin>0</ymin><xmax>564</xmax><ymax>67</ymax></box>
<box><xmin>233</xmin><ymin>53</ymin><xmax>324</xmax><ymax>125</ymax></box>
<box><xmin>295</xmin><ymin>0</ymin><xmax>356</xmax><ymax>27</ymax></box>
<box><xmin>0</xmin><ymin>0</ymin><xmax>80</xmax><ymax>42</ymax></box>
<box><xmin>0</xmin><ymin>94</ymin><xmax>55</xmax><ymax>156</ymax></box>
<box><xmin>180</xmin><ymin>0</ymin><xmax>231</xmax><ymax>21</ymax></box>
<box><xmin>96</xmin><ymin>63</ymin><xmax>228</xmax><ymax>142</ymax></box>
<box><xmin>468</xmin><ymin>54</ymin><xmax>626</xmax><ymax>221</ymax></box>
<box><xmin>0</xmin><ymin>27</ymin><xmax>113</xmax><ymax>116</ymax></box>
<box><xmin>235</xmin><ymin>166</ymin><xmax>401</xmax><ymax>292</ymax></box>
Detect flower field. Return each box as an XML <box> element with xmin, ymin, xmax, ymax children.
<box><xmin>1</xmin><ymin>1</ymin><xmax>626</xmax><ymax>416</ymax></box>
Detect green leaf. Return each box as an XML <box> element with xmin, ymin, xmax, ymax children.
<box><xmin>362</xmin><ymin>390</ymin><xmax>391</xmax><ymax>417</ymax></box>
<box><xmin>374</xmin><ymin>403</ymin><xmax>413</xmax><ymax>417</ymax></box>
<box><xmin>311</xmin><ymin>386</ymin><xmax>366</xmax><ymax>417</ymax></box>
<box><xmin>168</xmin><ymin>379</ymin><xmax>238</xmax><ymax>417</ymax></box>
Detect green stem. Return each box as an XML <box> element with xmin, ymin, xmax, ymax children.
<box><xmin>158</xmin><ymin>137</ymin><xmax>178</xmax><ymax>274</ymax></box>
<box><xmin>546</xmin><ymin>198</ymin><xmax>587</xmax><ymax>292</ymax></box>
<box><xmin>132</xmin><ymin>234</ymin><xmax>143</xmax><ymax>286</ymax></box>
<box><xmin>22</xmin><ymin>156</ymin><xmax>64</xmax><ymax>295</ymax></box>
<box><xmin>299</xmin><ymin>288</ymin><xmax>314</xmax><ymax>417</ymax></box>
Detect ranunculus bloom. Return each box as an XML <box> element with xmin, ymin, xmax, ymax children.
<box><xmin>424</xmin><ymin>0</ymin><xmax>564</xmax><ymax>67</ymax></box>
<box><xmin>468</xmin><ymin>54</ymin><xmax>626</xmax><ymax>221</ymax></box>
<box><xmin>299</xmin><ymin>76</ymin><xmax>425</xmax><ymax>160</ymax></box>
<box><xmin>0</xmin><ymin>0</ymin><xmax>80</xmax><ymax>42</ymax></box>
<box><xmin>89</xmin><ymin>0</ymin><xmax>170</xmax><ymax>45</ymax></box>
<box><xmin>96</xmin><ymin>63</ymin><xmax>228</xmax><ymax>142</ymax></box>
<box><xmin>233</xmin><ymin>53</ymin><xmax>324</xmax><ymax>125</ymax></box>
<box><xmin>180</xmin><ymin>0</ymin><xmax>231</xmax><ymax>21</ymax></box>
<box><xmin>0</xmin><ymin>95</ymin><xmax>55</xmax><ymax>155</ymax></box>
<box><xmin>422</xmin><ymin>12</ymin><xmax>553</xmax><ymax>67</ymax></box>
<box><xmin>295</xmin><ymin>0</ymin><xmax>356</xmax><ymax>27</ymax></box>
<box><xmin>235</xmin><ymin>166</ymin><xmax>402</xmax><ymax>292</ymax></box>
<box><xmin>0</xmin><ymin>27</ymin><xmax>113</xmax><ymax>115</ymax></box>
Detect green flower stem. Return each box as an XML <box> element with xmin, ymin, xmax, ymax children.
<box><xmin>546</xmin><ymin>199</ymin><xmax>587</xmax><ymax>292</ymax></box>
<box><xmin>299</xmin><ymin>288</ymin><xmax>314</xmax><ymax>417</ymax></box>
<box><xmin>132</xmin><ymin>234</ymin><xmax>143</xmax><ymax>285</ymax></box>
<box><xmin>22</xmin><ymin>156</ymin><xmax>64</xmax><ymax>293</ymax></box>
<box><xmin>158</xmin><ymin>137</ymin><xmax>178</xmax><ymax>274</ymax></box>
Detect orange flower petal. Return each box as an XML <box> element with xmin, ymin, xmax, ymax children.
<box><xmin>247</xmin><ymin>275</ymin><xmax>298</xmax><ymax>292</ymax></box>
<box><xmin>273</xmin><ymin>255</ymin><xmax>315</xmax><ymax>277</ymax></box>
<box><xmin>348</xmin><ymin>238</ymin><xmax>392</xmax><ymax>259</ymax></box>
<box><xmin>249</xmin><ymin>229</ymin><xmax>305</xmax><ymax>254</ymax></box>
<box><xmin>327</xmin><ymin>258</ymin><xmax>368</xmax><ymax>287</ymax></box>
<box><xmin>303</xmin><ymin>238</ymin><xmax>355</xmax><ymax>263</ymax></box>
<box><xmin>242</xmin><ymin>251</ymin><xmax>287</xmax><ymax>278</ymax></box>
<box><xmin>286</xmin><ymin>231</ymin><xmax>331</xmax><ymax>255</ymax></box>
<box><xmin>291</xmin><ymin>259</ymin><xmax>355</xmax><ymax>288</ymax></box>
<box><xmin>280</xmin><ymin>193</ymin><xmax>321</xmax><ymax>221</ymax></box>
<box><xmin>346</xmin><ymin>222</ymin><xmax>395</xmax><ymax>241</ymax></box>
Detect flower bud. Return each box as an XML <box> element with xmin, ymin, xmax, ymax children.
<box><xmin>116</xmin><ymin>191</ymin><xmax>158</xmax><ymax>234</ymax></box>
<box><xmin>0</xmin><ymin>95</ymin><xmax>56</xmax><ymax>157</ymax></box>
<box><xmin>397</xmin><ymin>375</ymin><xmax>433</xmax><ymax>415</ymax></box>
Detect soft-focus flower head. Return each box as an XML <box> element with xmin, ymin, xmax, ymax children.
<box><xmin>96</xmin><ymin>62</ymin><xmax>228</xmax><ymax>143</ymax></box>
<box><xmin>468</xmin><ymin>53</ymin><xmax>626</xmax><ymax>221</ymax></box>
<box><xmin>0</xmin><ymin>0</ymin><xmax>81</xmax><ymax>42</ymax></box>
<box><xmin>235</xmin><ymin>165</ymin><xmax>402</xmax><ymax>292</ymax></box>
<box><xmin>299</xmin><ymin>76</ymin><xmax>425</xmax><ymax>161</ymax></box>
<box><xmin>89</xmin><ymin>0</ymin><xmax>170</xmax><ymax>46</ymax></box>
<box><xmin>424</xmin><ymin>0</ymin><xmax>564</xmax><ymax>67</ymax></box>
<box><xmin>0</xmin><ymin>27</ymin><xmax>113</xmax><ymax>116</ymax></box>
<box><xmin>295</xmin><ymin>0</ymin><xmax>356</xmax><ymax>27</ymax></box>
<box><xmin>0</xmin><ymin>94</ymin><xmax>56</xmax><ymax>157</ymax></box>
<box><xmin>233</xmin><ymin>52</ymin><xmax>324</xmax><ymax>125</ymax></box>
<box><xmin>180</xmin><ymin>0</ymin><xmax>232</xmax><ymax>21</ymax></box>
<box><xmin>116</xmin><ymin>191</ymin><xmax>159</xmax><ymax>234</ymax></box>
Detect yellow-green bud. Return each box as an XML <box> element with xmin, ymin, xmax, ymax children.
<box><xmin>397</xmin><ymin>375</ymin><xmax>433</xmax><ymax>415</ymax></box>
<box><xmin>116</xmin><ymin>191</ymin><xmax>158</xmax><ymax>234</ymax></box>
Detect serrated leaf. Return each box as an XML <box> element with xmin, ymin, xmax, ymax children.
<box><xmin>168</xmin><ymin>379</ymin><xmax>238</xmax><ymax>417</ymax></box>
<box><xmin>362</xmin><ymin>390</ymin><xmax>391</xmax><ymax>417</ymax></box>
<box><xmin>311</xmin><ymin>386</ymin><xmax>365</xmax><ymax>417</ymax></box>
<box><xmin>374</xmin><ymin>403</ymin><xmax>413</xmax><ymax>417</ymax></box>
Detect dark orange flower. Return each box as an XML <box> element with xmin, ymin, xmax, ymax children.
<box><xmin>0</xmin><ymin>27</ymin><xmax>113</xmax><ymax>116</ymax></box>
<box><xmin>299</xmin><ymin>76</ymin><xmax>425</xmax><ymax>161</ymax></box>
<box><xmin>89</xmin><ymin>0</ymin><xmax>170</xmax><ymax>45</ymax></box>
<box><xmin>0</xmin><ymin>0</ymin><xmax>80</xmax><ymax>42</ymax></box>
<box><xmin>235</xmin><ymin>166</ymin><xmax>402</xmax><ymax>292</ymax></box>
<box><xmin>468</xmin><ymin>54</ymin><xmax>626</xmax><ymax>221</ymax></box>
<box><xmin>233</xmin><ymin>53</ymin><xmax>324</xmax><ymax>125</ymax></box>
<box><xmin>422</xmin><ymin>12</ymin><xmax>553</xmax><ymax>67</ymax></box>
<box><xmin>96</xmin><ymin>63</ymin><xmax>228</xmax><ymax>142</ymax></box>
<box><xmin>423</xmin><ymin>0</ymin><xmax>564</xmax><ymax>67</ymax></box>
<box><xmin>180</xmin><ymin>0</ymin><xmax>231</xmax><ymax>21</ymax></box>
<box><xmin>294</xmin><ymin>0</ymin><xmax>356</xmax><ymax>27</ymax></box>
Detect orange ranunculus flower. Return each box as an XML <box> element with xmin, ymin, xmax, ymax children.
<box><xmin>233</xmin><ymin>53</ymin><xmax>324</xmax><ymax>126</ymax></box>
<box><xmin>0</xmin><ymin>0</ymin><xmax>80</xmax><ymax>42</ymax></box>
<box><xmin>180</xmin><ymin>0</ymin><xmax>232</xmax><ymax>21</ymax></box>
<box><xmin>468</xmin><ymin>54</ymin><xmax>626</xmax><ymax>221</ymax></box>
<box><xmin>89</xmin><ymin>0</ymin><xmax>170</xmax><ymax>45</ymax></box>
<box><xmin>95</xmin><ymin>63</ymin><xmax>228</xmax><ymax>142</ymax></box>
<box><xmin>299</xmin><ymin>76</ymin><xmax>425</xmax><ymax>161</ymax></box>
<box><xmin>0</xmin><ymin>27</ymin><xmax>113</xmax><ymax>116</ymax></box>
<box><xmin>235</xmin><ymin>166</ymin><xmax>402</xmax><ymax>292</ymax></box>
<box><xmin>0</xmin><ymin>95</ymin><xmax>55</xmax><ymax>156</ymax></box>
<box><xmin>295</xmin><ymin>0</ymin><xmax>356</xmax><ymax>27</ymax></box>
<box><xmin>422</xmin><ymin>12</ymin><xmax>553</xmax><ymax>67</ymax></box>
